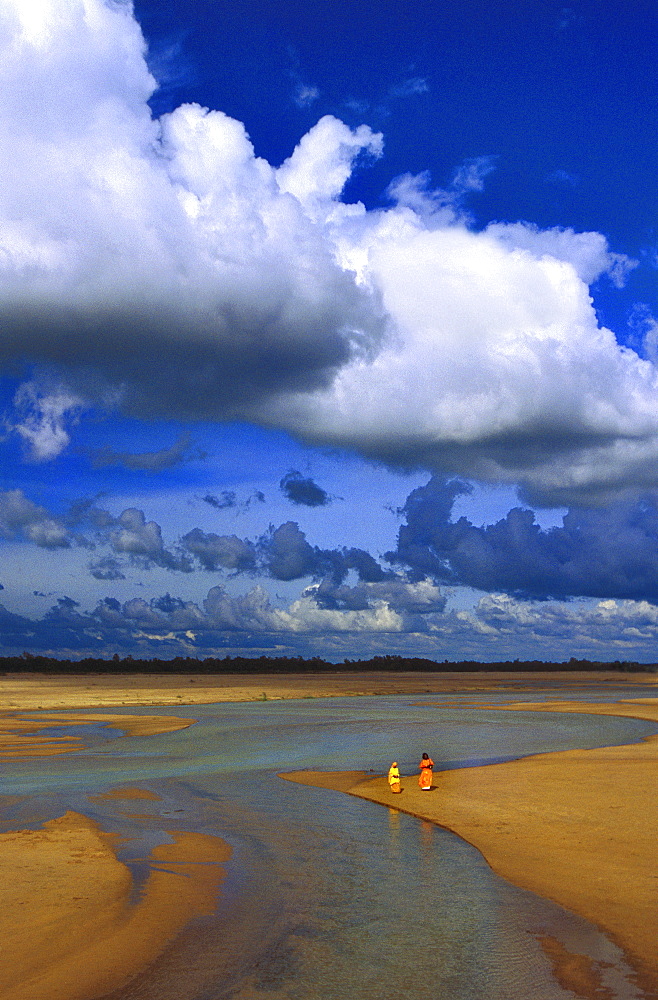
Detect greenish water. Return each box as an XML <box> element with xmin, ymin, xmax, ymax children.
<box><xmin>2</xmin><ymin>687</ymin><xmax>657</xmax><ymax>999</ymax></box>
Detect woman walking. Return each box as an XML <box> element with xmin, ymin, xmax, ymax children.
<box><xmin>418</xmin><ymin>752</ymin><xmax>434</xmax><ymax>790</ymax></box>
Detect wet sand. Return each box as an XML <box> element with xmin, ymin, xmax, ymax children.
<box><xmin>283</xmin><ymin>697</ymin><xmax>658</xmax><ymax>993</ymax></box>
<box><xmin>0</xmin><ymin>711</ymin><xmax>194</xmax><ymax>757</ymax></box>
<box><xmin>0</xmin><ymin>805</ymin><xmax>232</xmax><ymax>1000</ymax></box>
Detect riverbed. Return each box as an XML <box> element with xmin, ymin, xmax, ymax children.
<box><xmin>1</xmin><ymin>680</ymin><xmax>657</xmax><ymax>999</ymax></box>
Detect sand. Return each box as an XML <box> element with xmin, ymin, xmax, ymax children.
<box><xmin>0</xmin><ymin>711</ymin><xmax>195</xmax><ymax>757</ymax></box>
<box><xmin>0</xmin><ymin>669</ymin><xmax>655</xmax><ymax>710</ymax></box>
<box><xmin>0</xmin><ymin>807</ymin><xmax>232</xmax><ymax>1000</ymax></box>
<box><xmin>283</xmin><ymin>697</ymin><xmax>658</xmax><ymax>993</ymax></box>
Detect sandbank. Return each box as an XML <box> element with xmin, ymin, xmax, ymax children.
<box><xmin>0</xmin><ymin>807</ymin><xmax>231</xmax><ymax>1000</ymax></box>
<box><xmin>0</xmin><ymin>711</ymin><xmax>194</xmax><ymax>757</ymax></box>
<box><xmin>0</xmin><ymin>668</ymin><xmax>656</xmax><ymax>712</ymax></box>
<box><xmin>283</xmin><ymin>697</ymin><xmax>658</xmax><ymax>993</ymax></box>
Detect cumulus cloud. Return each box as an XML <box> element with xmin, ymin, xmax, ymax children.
<box><xmin>470</xmin><ymin>593</ymin><xmax>658</xmax><ymax>657</ymax></box>
<box><xmin>109</xmin><ymin>507</ymin><xmax>193</xmax><ymax>571</ymax></box>
<box><xmin>311</xmin><ymin>575</ymin><xmax>446</xmax><ymax>616</ymax></box>
<box><xmin>182</xmin><ymin>528</ymin><xmax>256</xmax><ymax>572</ymax></box>
<box><xmin>0</xmin><ymin>0</ymin><xmax>384</xmax><ymax>422</ymax></box>
<box><xmin>0</xmin><ymin>0</ymin><xmax>657</xmax><ymax>505</ymax></box>
<box><xmin>279</xmin><ymin>470</ymin><xmax>332</xmax><ymax>506</ymax></box>
<box><xmin>11</xmin><ymin>472</ymin><xmax>658</xmax><ymax>613</ymax></box>
<box><xmin>3</xmin><ymin>580</ymin><xmax>658</xmax><ymax>661</ymax></box>
<box><xmin>390</xmin><ymin>476</ymin><xmax>658</xmax><ymax>602</ymax></box>
<box><xmin>257</xmin><ymin>521</ymin><xmax>319</xmax><ymax>581</ymax></box>
<box><xmin>269</xmin><ymin>220</ymin><xmax>658</xmax><ymax>506</ymax></box>
<box><xmin>0</xmin><ymin>489</ymin><xmax>69</xmax><ymax>548</ymax></box>
<box><xmin>66</xmin><ymin>498</ymin><xmax>195</xmax><ymax>571</ymax></box>
<box><xmin>487</xmin><ymin>222</ymin><xmax>637</xmax><ymax>288</ymax></box>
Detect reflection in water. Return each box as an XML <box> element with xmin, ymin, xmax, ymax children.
<box><xmin>419</xmin><ymin>818</ymin><xmax>435</xmax><ymax>855</ymax></box>
<box><xmin>387</xmin><ymin>807</ymin><xmax>400</xmax><ymax>859</ymax></box>
<box><xmin>1</xmin><ymin>689</ymin><xmax>657</xmax><ymax>1000</ymax></box>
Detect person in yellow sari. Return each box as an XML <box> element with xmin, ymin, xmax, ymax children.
<box><xmin>418</xmin><ymin>752</ymin><xmax>434</xmax><ymax>789</ymax></box>
<box><xmin>387</xmin><ymin>761</ymin><xmax>401</xmax><ymax>793</ymax></box>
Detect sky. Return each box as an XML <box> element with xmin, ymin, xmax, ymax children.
<box><xmin>2</xmin><ymin>0</ymin><xmax>658</xmax><ymax>662</ymax></box>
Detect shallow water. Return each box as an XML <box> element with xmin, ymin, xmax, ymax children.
<box><xmin>2</xmin><ymin>686</ymin><xmax>657</xmax><ymax>1000</ymax></box>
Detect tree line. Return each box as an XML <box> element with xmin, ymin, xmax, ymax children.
<box><xmin>1</xmin><ymin>653</ymin><xmax>656</xmax><ymax>674</ymax></box>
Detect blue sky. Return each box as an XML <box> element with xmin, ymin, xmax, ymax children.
<box><xmin>2</xmin><ymin>0</ymin><xmax>658</xmax><ymax>661</ymax></box>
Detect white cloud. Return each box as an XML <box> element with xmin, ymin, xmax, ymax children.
<box><xmin>7</xmin><ymin>575</ymin><xmax>658</xmax><ymax>661</ymax></box>
<box><xmin>11</xmin><ymin>381</ymin><xmax>83</xmax><ymax>460</ymax></box>
<box><xmin>273</xmin><ymin>594</ymin><xmax>403</xmax><ymax>632</ymax></box>
<box><xmin>0</xmin><ymin>0</ymin><xmax>656</xmax><ymax>506</ymax></box>
<box><xmin>451</xmin><ymin>155</ymin><xmax>497</xmax><ymax>193</ymax></box>
<box><xmin>275</xmin><ymin>114</ymin><xmax>382</xmax><ymax>214</ymax></box>
<box><xmin>0</xmin><ymin>0</ymin><xmax>384</xmax><ymax>421</ymax></box>
<box><xmin>0</xmin><ymin>489</ymin><xmax>69</xmax><ymax>548</ymax></box>
<box><xmin>472</xmin><ymin>592</ymin><xmax>658</xmax><ymax>651</ymax></box>
<box><xmin>268</xmin><ymin>220</ymin><xmax>658</xmax><ymax>505</ymax></box>
<box><xmin>487</xmin><ymin>222</ymin><xmax>637</xmax><ymax>287</ymax></box>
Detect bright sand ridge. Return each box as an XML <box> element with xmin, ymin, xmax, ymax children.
<box><xmin>0</xmin><ymin>712</ymin><xmax>194</xmax><ymax>757</ymax></box>
<box><xmin>283</xmin><ymin>697</ymin><xmax>658</xmax><ymax>990</ymax></box>
<box><xmin>0</xmin><ymin>808</ymin><xmax>232</xmax><ymax>1000</ymax></box>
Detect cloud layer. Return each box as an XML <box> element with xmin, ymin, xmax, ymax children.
<box><xmin>3</xmin><ymin>583</ymin><xmax>657</xmax><ymax>663</ymax></box>
<box><xmin>1</xmin><ymin>0</ymin><xmax>657</xmax><ymax>504</ymax></box>
<box><xmin>8</xmin><ymin>474</ymin><xmax>658</xmax><ymax>609</ymax></box>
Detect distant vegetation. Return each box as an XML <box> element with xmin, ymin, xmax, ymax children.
<box><xmin>0</xmin><ymin>654</ymin><xmax>656</xmax><ymax>674</ymax></box>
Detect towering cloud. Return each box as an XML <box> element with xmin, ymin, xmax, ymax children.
<box><xmin>1</xmin><ymin>0</ymin><xmax>657</xmax><ymax>504</ymax></box>
<box><xmin>390</xmin><ymin>477</ymin><xmax>658</xmax><ymax>602</ymax></box>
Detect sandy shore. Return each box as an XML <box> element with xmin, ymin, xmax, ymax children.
<box><xmin>0</xmin><ymin>669</ymin><xmax>655</xmax><ymax>710</ymax></box>
<box><xmin>0</xmin><ymin>802</ymin><xmax>232</xmax><ymax>1000</ymax></box>
<box><xmin>0</xmin><ymin>711</ymin><xmax>195</xmax><ymax>757</ymax></box>
<box><xmin>283</xmin><ymin>697</ymin><xmax>658</xmax><ymax>994</ymax></box>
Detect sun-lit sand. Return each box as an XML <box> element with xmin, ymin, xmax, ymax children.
<box><xmin>1</xmin><ymin>671</ymin><xmax>657</xmax><ymax>997</ymax></box>
<box><xmin>0</xmin><ymin>669</ymin><xmax>654</xmax><ymax>710</ymax></box>
<box><xmin>0</xmin><ymin>711</ymin><xmax>194</xmax><ymax>757</ymax></box>
<box><xmin>283</xmin><ymin>697</ymin><xmax>658</xmax><ymax>993</ymax></box>
<box><xmin>0</xmin><ymin>804</ymin><xmax>231</xmax><ymax>1000</ymax></box>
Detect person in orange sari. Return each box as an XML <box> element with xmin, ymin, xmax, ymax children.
<box><xmin>418</xmin><ymin>752</ymin><xmax>434</xmax><ymax>789</ymax></box>
<box><xmin>388</xmin><ymin>761</ymin><xmax>401</xmax><ymax>793</ymax></box>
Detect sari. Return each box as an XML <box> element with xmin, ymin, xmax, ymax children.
<box><xmin>418</xmin><ymin>756</ymin><xmax>434</xmax><ymax>789</ymax></box>
<box><xmin>388</xmin><ymin>763</ymin><xmax>401</xmax><ymax>793</ymax></box>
